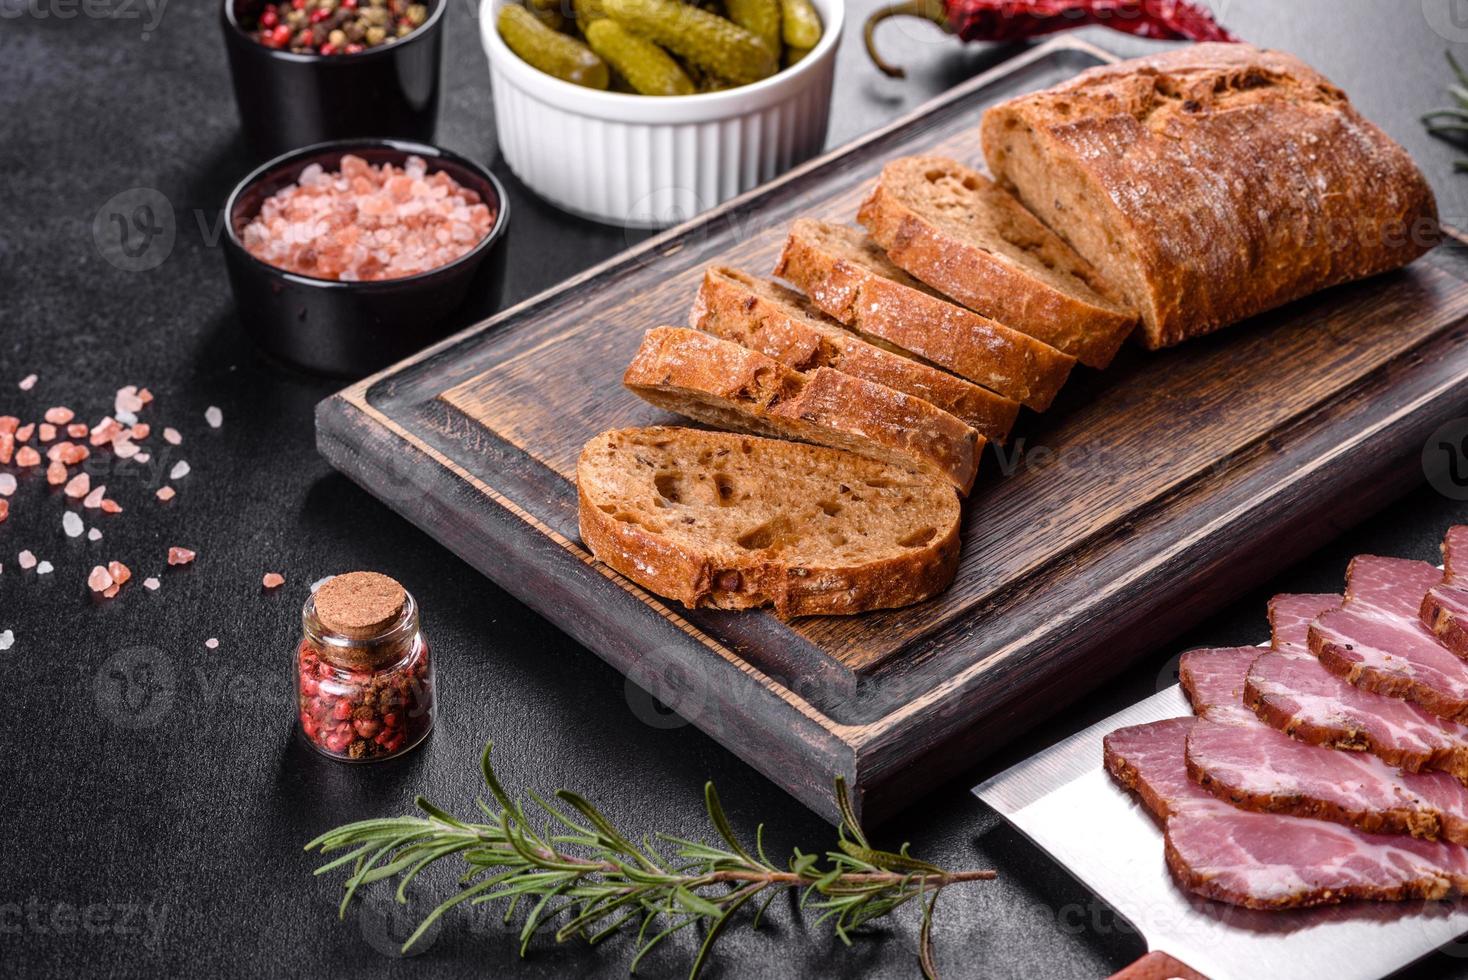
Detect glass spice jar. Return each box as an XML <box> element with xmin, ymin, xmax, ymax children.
<box><xmin>295</xmin><ymin>571</ymin><xmax>434</xmax><ymax>762</ymax></box>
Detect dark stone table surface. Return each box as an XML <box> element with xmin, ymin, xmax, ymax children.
<box><xmin>3</xmin><ymin>1</ymin><xmax>1466</xmax><ymax>977</ymax></box>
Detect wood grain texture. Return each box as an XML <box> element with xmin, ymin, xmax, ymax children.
<box><xmin>317</xmin><ymin>39</ymin><xmax>1468</xmax><ymax>824</ymax></box>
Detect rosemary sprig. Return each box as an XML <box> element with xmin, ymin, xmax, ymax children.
<box><xmin>306</xmin><ymin>743</ymin><xmax>996</xmax><ymax>978</ymax></box>
<box><xmin>1424</xmin><ymin>50</ymin><xmax>1468</xmax><ymax>172</ymax></box>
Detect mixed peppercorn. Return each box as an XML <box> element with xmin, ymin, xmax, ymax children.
<box><xmin>247</xmin><ymin>0</ymin><xmax>431</xmax><ymax>56</ymax></box>
<box><xmin>297</xmin><ymin>638</ymin><xmax>432</xmax><ymax>759</ymax></box>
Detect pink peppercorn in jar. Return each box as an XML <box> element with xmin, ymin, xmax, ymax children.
<box><xmin>295</xmin><ymin>571</ymin><xmax>434</xmax><ymax>762</ymax></box>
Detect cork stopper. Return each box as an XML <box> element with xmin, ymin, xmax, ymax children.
<box><xmin>315</xmin><ymin>572</ymin><xmax>407</xmax><ymax>640</ymax></box>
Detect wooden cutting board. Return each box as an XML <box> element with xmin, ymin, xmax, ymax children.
<box><xmin>317</xmin><ymin>37</ymin><xmax>1468</xmax><ymax>824</ymax></box>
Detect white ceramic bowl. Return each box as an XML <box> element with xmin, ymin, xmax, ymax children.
<box><xmin>479</xmin><ymin>0</ymin><xmax>843</xmax><ymax>228</ymax></box>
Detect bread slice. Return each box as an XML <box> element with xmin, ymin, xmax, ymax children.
<box><xmin>774</xmin><ymin>220</ymin><xmax>1075</xmax><ymax>410</ymax></box>
<box><xmin>577</xmin><ymin>427</ymin><xmax>962</xmax><ymax>618</ymax></box>
<box><xmin>689</xmin><ymin>266</ymin><xmax>1019</xmax><ymax>442</ymax></box>
<box><xmin>856</xmin><ymin>156</ymin><xmax>1136</xmax><ymax>369</ymax></box>
<box><xmin>623</xmin><ymin>327</ymin><xmax>980</xmax><ymax>494</ymax></box>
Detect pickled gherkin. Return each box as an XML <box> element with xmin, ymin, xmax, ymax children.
<box><xmin>571</xmin><ymin>0</ymin><xmax>605</xmax><ymax>28</ymax></box>
<box><xmin>498</xmin><ymin>4</ymin><xmax>610</xmax><ymax>89</ymax></box>
<box><xmin>723</xmin><ymin>0</ymin><xmax>780</xmax><ymax>49</ymax></box>
<box><xmin>778</xmin><ymin>0</ymin><xmax>821</xmax><ymax>49</ymax></box>
<box><xmin>602</xmin><ymin>0</ymin><xmax>777</xmax><ymax>85</ymax></box>
<box><xmin>585</xmin><ymin>20</ymin><xmax>695</xmax><ymax>96</ymax></box>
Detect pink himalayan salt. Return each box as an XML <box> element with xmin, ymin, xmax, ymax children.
<box><xmin>18</xmin><ymin>374</ymin><xmax>36</xmax><ymax>391</ymax></box>
<box><xmin>240</xmin><ymin>155</ymin><xmax>496</xmax><ymax>283</ymax></box>
<box><xmin>143</xmin><ymin>577</ymin><xmax>159</xmax><ymax>591</ymax></box>
<box><xmin>156</xmin><ymin>486</ymin><xmax>176</xmax><ymax>502</ymax></box>
<box><xmin>15</xmin><ymin>446</ymin><xmax>40</xmax><ymax>467</ymax></box>
<box><xmin>38</xmin><ymin>424</ymin><xmax>55</xmax><ymax>442</ymax></box>
<box><xmin>46</xmin><ymin>461</ymin><xmax>66</xmax><ymax>485</ymax></box>
<box><xmin>83</xmin><ymin>485</ymin><xmax>106</xmax><ymax>509</ymax></box>
<box><xmin>63</xmin><ymin>473</ymin><xmax>90</xmax><ymax>499</ymax></box>
<box><xmin>262</xmin><ymin>572</ymin><xmax>285</xmax><ymax>589</ymax></box>
<box><xmin>205</xmin><ymin>638</ymin><xmax>219</xmax><ymax>650</ymax></box>
<box><xmin>163</xmin><ymin>427</ymin><xmax>181</xmax><ymax>445</ymax></box>
<box><xmin>100</xmin><ymin>499</ymin><xmax>122</xmax><ymax>514</ymax></box>
<box><xmin>19</xmin><ymin>550</ymin><xmax>37</xmax><ymax>570</ymax></box>
<box><xmin>15</xmin><ymin>423</ymin><xmax>33</xmax><ymax>442</ymax></box>
<box><xmin>44</xmin><ymin>407</ymin><xmax>74</xmax><ymax>425</ymax></box>
<box><xmin>88</xmin><ymin>566</ymin><xmax>114</xmax><ymax>593</ymax></box>
<box><xmin>115</xmin><ymin>386</ymin><xmax>144</xmax><ymax>415</ymax></box>
<box><xmin>168</xmin><ymin>547</ymin><xmax>195</xmax><ymax>566</ymax></box>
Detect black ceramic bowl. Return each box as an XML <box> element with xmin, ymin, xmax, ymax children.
<box><xmin>222</xmin><ymin>139</ymin><xmax>509</xmax><ymax>377</ymax></box>
<box><xmin>221</xmin><ymin>0</ymin><xmax>445</xmax><ymax>159</ymax></box>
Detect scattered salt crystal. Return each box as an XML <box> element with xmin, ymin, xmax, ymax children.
<box><xmin>0</xmin><ymin>500</ymin><xmax>7</xmax><ymax>523</ymax></box>
<box><xmin>38</xmin><ymin>424</ymin><xmax>55</xmax><ymax>442</ymax></box>
<box><xmin>205</xmin><ymin>638</ymin><xmax>219</xmax><ymax>650</ymax></box>
<box><xmin>100</xmin><ymin>500</ymin><xmax>122</xmax><ymax>514</ymax></box>
<box><xmin>108</xmin><ymin>561</ymin><xmax>132</xmax><ymax>585</ymax></box>
<box><xmin>36</xmin><ymin>561</ymin><xmax>52</xmax><ymax>575</ymax></box>
<box><xmin>88</xmin><ymin>566</ymin><xmax>114</xmax><ymax>592</ymax></box>
<box><xmin>262</xmin><ymin>572</ymin><xmax>285</xmax><ymax>589</ymax></box>
<box><xmin>43</xmin><ymin>407</ymin><xmax>74</xmax><ymax>425</ymax></box>
<box><xmin>18</xmin><ymin>550</ymin><xmax>36</xmax><ymax>570</ymax></box>
<box><xmin>0</xmin><ymin>474</ymin><xmax>14</xmax><ymax>496</ymax></box>
<box><xmin>83</xmin><ymin>485</ymin><xmax>106</xmax><ymax>509</ymax></box>
<box><xmin>143</xmin><ymin>577</ymin><xmax>159</xmax><ymax>591</ymax></box>
<box><xmin>63</xmin><ymin>473</ymin><xmax>90</xmax><ymax>499</ymax></box>
<box><xmin>115</xmin><ymin>409</ymin><xmax>138</xmax><ymax>427</ymax></box>
<box><xmin>102</xmin><ymin>583</ymin><xmax>120</xmax><ymax>598</ymax></box>
<box><xmin>62</xmin><ymin>512</ymin><xmax>83</xmax><ymax>538</ymax></box>
<box><xmin>15</xmin><ymin>447</ymin><xmax>40</xmax><ymax>467</ymax></box>
<box><xmin>163</xmin><ymin>427</ymin><xmax>182</xmax><ymax>445</ymax></box>
<box><xmin>130</xmin><ymin>423</ymin><xmax>150</xmax><ymax>440</ymax></box>
<box><xmin>67</xmin><ymin>423</ymin><xmax>87</xmax><ymax>439</ymax></box>
<box><xmin>87</xmin><ymin>527</ymin><xmax>102</xmax><ymax>542</ymax></box>
<box><xmin>205</xmin><ymin>406</ymin><xmax>222</xmax><ymax>429</ymax></box>
<box><xmin>15</xmin><ymin>423</ymin><xmax>33</xmax><ymax>442</ymax></box>
<box><xmin>18</xmin><ymin>374</ymin><xmax>36</xmax><ymax>391</ymax></box>
<box><xmin>156</xmin><ymin>486</ymin><xmax>176</xmax><ymax>502</ymax></box>
<box><xmin>112</xmin><ymin>439</ymin><xmax>139</xmax><ymax>460</ymax></box>
<box><xmin>115</xmin><ymin>386</ymin><xmax>144</xmax><ymax>415</ymax></box>
<box><xmin>134</xmin><ymin>452</ymin><xmax>150</xmax><ymax>464</ymax></box>
<box><xmin>45</xmin><ymin>461</ymin><xmax>66</xmax><ymax>485</ymax></box>
<box><xmin>168</xmin><ymin>547</ymin><xmax>196</xmax><ymax>566</ymax></box>
<box><xmin>170</xmin><ymin>461</ymin><xmax>190</xmax><ymax>480</ymax></box>
<box><xmin>0</xmin><ymin>629</ymin><xmax>11</xmax><ymax>651</ymax></box>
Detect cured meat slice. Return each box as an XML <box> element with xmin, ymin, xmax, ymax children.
<box><xmin>1248</xmin><ymin>594</ymin><xmax>1468</xmax><ymax>782</ymax></box>
<box><xmin>1422</xmin><ymin>525</ymin><xmax>1468</xmax><ymax>658</ymax></box>
<box><xmin>1311</xmin><ymin>556</ymin><xmax>1468</xmax><ymax>722</ymax></box>
<box><xmin>1104</xmin><ymin>718</ymin><xmax>1468</xmax><ymax>909</ymax></box>
<box><xmin>1181</xmin><ymin>646</ymin><xmax>1468</xmax><ymax>843</ymax></box>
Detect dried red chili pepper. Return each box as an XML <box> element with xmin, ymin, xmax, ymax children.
<box><xmin>865</xmin><ymin>0</ymin><xmax>1238</xmax><ymax>78</ymax></box>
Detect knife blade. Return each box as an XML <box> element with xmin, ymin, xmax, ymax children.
<box><xmin>975</xmin><ymin>686</ymin><xmax>1468</xmax><ymax>980</ymax></box>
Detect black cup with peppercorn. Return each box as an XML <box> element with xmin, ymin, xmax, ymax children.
<box><xmin>221</xmin><ymin>0</ymin><xmax>445</xmax><ymax>158</ymax></box>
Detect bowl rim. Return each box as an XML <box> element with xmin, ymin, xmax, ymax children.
<box><xmin>479</xmin><ymin>0</ymin><xmax>844</xmax><ymax>115</ymax></box>
<box><xmin>223</xmin><ymin>137</ymin><xmax>510</xmax><ymax>290</ymax></box>
<box><xmin>220</xmin><ymin>0</ymin><xmax>447</xmax><ymax>63</ymax></box>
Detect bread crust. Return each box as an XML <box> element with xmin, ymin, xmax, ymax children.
<box><xmin>689</xmin><ymin>266</ymin><xmax>1020</xmax><ymax>442</ymax></box>
<box><xmin>576</xmin><ymin>428</ymin><xmax>961</xmax><ymax>619</ymax></box>
<box><xmin>983</xmin><ymin>43</ymin><xmax>1440</xmax><ymax>350</ymax></box>
<box><xmin>773</xmin><ymin>220</ymin><xmax>1075</xmax><ymax>410</ymax></box>
<box><xmin>857</xmin><ymin>156</ymin><xmax>1136</xmax><ymax>369</ymax></box>
<box><xmin>623</xmin><ymin>327</ymin><xmax>981</xmax><ymax>494</ymax></box>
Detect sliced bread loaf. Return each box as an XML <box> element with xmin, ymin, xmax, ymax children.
<box><xmin>982</xmin><ymin>44</ymin><xmax>1439</xmax><ymax>349</ymax></box>
<box><xmin>623</xmin><ymin>327</ymin><xmax>980</xmax><ymax>494</ymax></box>
<box><xmin>578</xmin><ymin>427</ymin><xmax>962</xmax><ymax>618</ymax></box>
<box><xmin>690</xmin><ymin>266</ymin><xmax>1019</xmax><ymax>442</ymax></box>
<box><xmin>856</xmin><ymin>156</ymin><xmax>1136</xmax><ymax>369</ymax></box>
<box><xmin>774</xmin><ymin>220</ymin><xmax>1075</xmax><ymax>410</ymax></box>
